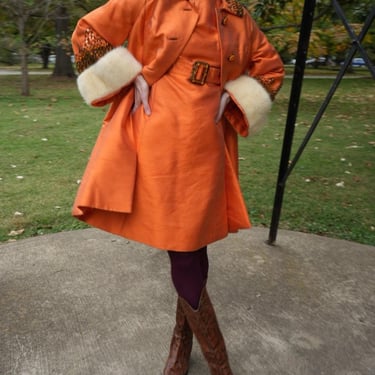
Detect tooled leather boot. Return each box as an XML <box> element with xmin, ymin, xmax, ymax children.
<box><xmin>179</xmin><ymin>287</ymin><xmax>233</xmax><ymax>375</ymax></box>
<box><xmin>163</xmin><ymin>298</ymin><xmax>193</xmax><ymax>375</ymax></box>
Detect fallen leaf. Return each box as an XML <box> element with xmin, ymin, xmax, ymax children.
<box><xmin>14</xmin><ymin>211</ymin><xmax>24</xmax><ymax>217</ymax></box>
<box><xmin>8</xmin><ymin>229</ymin><xmax>25</xmax><ymax>236</ymax></box>
<box><xmin>346</xmin><ymin>145</ymin><xmax>363</xmax><ymax>149</ymax></box>
<box><xmin>336</xmin><ymin>181</ymin><xmax>345</xmax><ymax>188</ymax></box>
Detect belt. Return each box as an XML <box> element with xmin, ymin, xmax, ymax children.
<box><xmin>170</xmin><ymin>57</ymin><xmax>221</xmax><ymax>86</ymax></box>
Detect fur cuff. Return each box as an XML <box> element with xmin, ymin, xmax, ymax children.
<box><xmin>225</xmin><ymin>75</ymin><xmax>272</xmax><ymax>134</ymax></box>
<box><xmin>77</xmin><ymin>47</ymin><xmax>142</xmax><ymax>106</ymax></box>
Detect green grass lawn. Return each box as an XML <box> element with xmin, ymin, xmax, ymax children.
<box><xmin>0</xmin><ymin>74</ymin><xmax>374</xmax><ymax>245</ymax></box>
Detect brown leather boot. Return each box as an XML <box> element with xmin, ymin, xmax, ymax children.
<box><xmin>163</xmin><ymin>298</ymin><xmax>193</xmax><ymax>375</ymax></box>
<box><xmin>179</xmin><ymin>287</ymin><xmax>233</xmax><ymax>375</ymax></box>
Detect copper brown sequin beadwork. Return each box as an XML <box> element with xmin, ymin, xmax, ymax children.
<box><xmin>255</xmin><ymin>76</ymin><xmax>282</xmax><ymax>101</ymax></box>
<box><xmin>225</xmin><ymin>0</ymin><xmax>244</xmax><ymax>17</ymax></box>
<box><xmin>75</xmin><ymin>28</ymin><xmax>113</xmax><ymax>74</ymax></box>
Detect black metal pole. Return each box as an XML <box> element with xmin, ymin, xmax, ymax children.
<box><xmin>267</xmin><ymin>0</ymin><xmax>316</xmax><ymax>245</ymax></box>
<box><xmin>332</xmin><ymin>1</ymin><xmax>375</xmax><ymax>78</ymax></box>
<box><xmin>282</xmin><ymin>5</ymin><xmax>375</xmax><ymax>183</ymax></box>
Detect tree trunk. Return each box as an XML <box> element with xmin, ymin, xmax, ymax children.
<box><xmin>20</xmin><ymin>44</ymin><xmax>30</xmax><ymax>96</ymax></box>
<box><xmin>53</xmin><ymin>5</ymin><xmax>75</xmax><ymax>77</ymax></box>
<box><xmin>18</xmin><ymin>14</ymin><xmax>30</xmax><ymax>96</ymax></box>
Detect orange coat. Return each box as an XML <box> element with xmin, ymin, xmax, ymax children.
<box><xmin>71</xmin><ymin>0</ymin><xmax>284</xmax><ymax>251</ymax></box>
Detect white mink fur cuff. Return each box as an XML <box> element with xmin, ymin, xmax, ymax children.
<box><xmin>225</xmin><ymin>75</ymin><xmax>272</xmax><ymax>134</ymax></box>
<box><xmin>77</xmin><ymin>47</ymin><xmax>142</xmax><ymax>106</ymax></box>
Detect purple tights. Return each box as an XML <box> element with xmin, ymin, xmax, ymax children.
<box><xmin>168</xmin><ymin>246</ymin><xmax>209</xmax><ymax>310</ymax></box>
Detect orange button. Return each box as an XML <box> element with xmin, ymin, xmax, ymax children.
<box><xmin>222</xmin><ymin>16</ymin><xmax>228</xmax><ymax>25</ymax></box>
<box><xmin>228</xmin><ymin>54</ymin><xmax>236</xmax><ymax>62</ymax></box>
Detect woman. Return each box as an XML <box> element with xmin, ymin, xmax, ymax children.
<box><xmin>71</xmin><ymin>0</ymin><xmax>284</xmax><ymax>373</ymax></box>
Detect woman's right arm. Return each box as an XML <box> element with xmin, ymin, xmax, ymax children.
<box><xmin>71</xmin><ymin>0</ymin><xmax>144</xmax><ymax>107</ymax></box>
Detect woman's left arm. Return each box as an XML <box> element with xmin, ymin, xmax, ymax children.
<box><xmin>223</xmin><ymin>14</ymin><xmax>285</xmax><ymax>136</ymax></box>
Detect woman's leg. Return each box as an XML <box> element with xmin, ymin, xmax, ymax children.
<box><xmin>167</xmin><ymin>247</ymin><xmax>233</xmax><ymax>374</ymax></box>
<box><xmin>163</xmin><ymin>247</ymin><xmax>207</xmax><ymax>375</ymax></box>
<box><xmin>168</xmin><ymin>246</ymin><xmax>208</xmax><ymax>310</ymax></box>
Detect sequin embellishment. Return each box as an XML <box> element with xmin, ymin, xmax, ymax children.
<box><xmin>225</xmin><ymin>0</ymin><xmax>244</xmax><ymax>17</ymax></box>
<box><xmin>255</xmin><ymin>76</ymin><xmax>281</xmax><ymax>101</ymax></box>
<box><xmin>75</xmin><ymin>28</ymin><xmax>113</xmax><ymax>74</ymax></box>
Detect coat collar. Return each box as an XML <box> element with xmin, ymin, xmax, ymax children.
<box><xmin>187</xmin><ymin>0</ymin><xmax>244</xmax><ymax>17</ymax></box>
<box><xmin>222</xmin><ymin>0</ymin><xmax>244</xmax><ymax>17</ymax></box>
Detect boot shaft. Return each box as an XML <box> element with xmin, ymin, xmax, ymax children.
<box><xmin>163</xmin><ymin>299</ymin><xmax>193</xmax><ymax>375</ymax></box>
<box><xmin>179</xmin><ymin>288</ymin><xmax>233</xmax><ymax>375</ymax></box>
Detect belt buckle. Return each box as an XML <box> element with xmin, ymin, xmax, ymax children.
<box><xmin>190</xmin><ymin>61</ymin><xmax>210</xmax><ymax>85</ymax></box>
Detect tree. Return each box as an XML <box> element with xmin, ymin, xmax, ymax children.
<box><xmin>242</xmin><ymin>0</ymin><xmax>375</xmax><ymax>64</ymax></box>
<box><xmin>52</xmin><ymin>4</ymin><xmax>75</xmax><ymax>77</ymax></box>
<box><xmin>51</xmin><ymin>0</ymin><xmax>103</xmax><ymax>77</ymax></box>
<box><xmin>0</xmin><ymin>0</ymin><xmax>103</xmax><ymax>94</ymax></box>
<box><xmin>1</xmin><ymin>0</ymin><xmax>54</xmax><ymax>95</ymax></box>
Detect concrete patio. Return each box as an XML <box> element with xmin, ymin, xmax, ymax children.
<box><xmin>0</xmin><ymin>227</ymin><xmax>374</xmax><ymax>375</ymax></box>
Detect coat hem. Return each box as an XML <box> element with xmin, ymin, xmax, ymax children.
<box><xmin>73</xmin><ymin>217</ymin><xmax>251</xmax><ymax>252</ymax></box>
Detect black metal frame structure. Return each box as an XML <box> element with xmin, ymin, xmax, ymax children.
<box><xmin>268</xmin><ymin>0</ymin><xmax>375</xmax><ymax>244</ymax></box>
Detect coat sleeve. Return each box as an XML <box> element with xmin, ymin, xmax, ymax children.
<box><xmin>224</xmin><ymin>13</ymin><xmax>284</xmax><ymax>136</ymax></box>
<box><xmin>71</xmin><ymin>0</ymin><xmax>144</xmax><ymax>106</ymax></box>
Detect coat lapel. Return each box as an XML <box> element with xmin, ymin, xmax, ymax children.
<box><xmin>138</xmin><ymin>0</ymin><xmax>200</xmax><ymax>85</ymax></box>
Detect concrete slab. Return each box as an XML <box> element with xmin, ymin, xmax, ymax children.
<box><xmin>0</xmin><ymin>228</ymin><xmax>374</xmax><ymax>375</ymax></box>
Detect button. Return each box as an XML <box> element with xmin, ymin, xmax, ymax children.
<box><xmin>222</xmin><ymin>16</ymin><xmax>228</xmax><ymax>25</ymax></box>
<box><xmin>228</xmin><ymin>54</ymin><xmax>236</xmax><ymax>62</ymax></box>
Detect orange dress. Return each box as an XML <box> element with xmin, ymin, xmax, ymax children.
<box><xmin>116</xmin><ymin>0</ymin><xmax>249</xmax><ymax>250</ymax></box>
<box><xmin>71</xmin><ymin>0</ymin><xmax>285</xmax><ymax>251</ymax></box>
